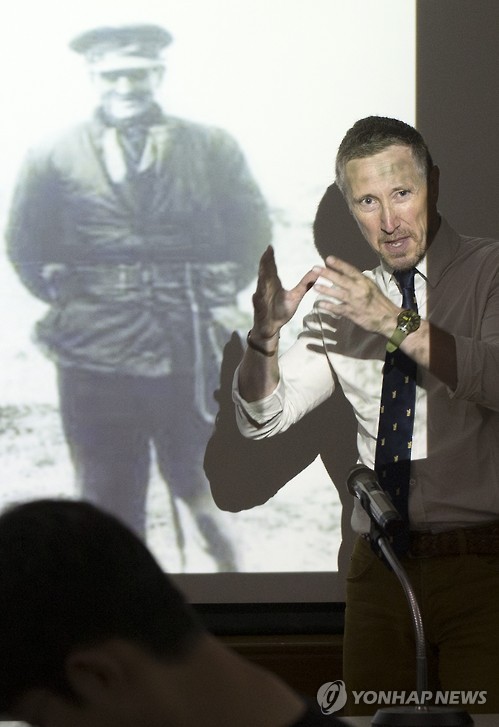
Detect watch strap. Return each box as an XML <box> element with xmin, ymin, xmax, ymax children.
<box><xmin>386</xmin><ymin>328</ymin><xmax>408</xmax><ymax>353</ymax></box>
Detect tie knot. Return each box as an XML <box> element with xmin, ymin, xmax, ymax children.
<box><xmin>394</xmin><ymin>268</ymin><xmax>415</xmax><ymax>291</ymax></box>
<box><xmin>394</xmin><ymin>269</ymin><xmax>417</xmax><ymax>311</ymax></box>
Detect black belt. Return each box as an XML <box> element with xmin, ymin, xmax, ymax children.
<box><xmin>409</xmin><ymin>522</ymin><xmax>499</xmax><ymax>557</ymax></box>
<box><xmin>75</xmin><ymin>263</ymin><xmax>181</xmax><ymax>288</ymax></box>
<box><xmin>362</xmin><ymin>521</ymin><xmax>499</xmax><ymax>557</ymax></box>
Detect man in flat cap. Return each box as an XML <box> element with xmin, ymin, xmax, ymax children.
<box><xmin>6</xmin><ymin>23</ymin><xmax>272</xmax><ymax>571</ymax></box>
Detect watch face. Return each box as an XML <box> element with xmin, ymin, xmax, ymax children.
<box><xmin>386</xmin><ymin>309</ymin><xmax>421</xmax><ymax>353</ymax></box>
<box><xmin>398</xmin><ymin>309</ymin><xmax>421</xmax><ymax>334</ymax></box>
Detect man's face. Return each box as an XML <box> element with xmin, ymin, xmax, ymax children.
<box><xmin>344</xmin><ymin>144</ymin><xmax>439</xmax><ymax>271</ymax></box>
<box><xmin>91</xmin><ymin>66</ymin><xmax>164</xmax><ymax>122</ymax></box>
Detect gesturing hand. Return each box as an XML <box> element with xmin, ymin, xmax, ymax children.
<box><xmin>252</xmin><ymin>246</ymin><xmax>321</xmax><ymax>339</ymax></box>
<box><xmin>313</xmin><ymin>255</ymin><xmax>400</xmax><ymax>337</ymax></box>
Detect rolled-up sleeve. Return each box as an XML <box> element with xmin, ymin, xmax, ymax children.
<box><xmin>232</xmin><ymin>325</ymin><xmax>336</xmax><ymax>439</ymax></box>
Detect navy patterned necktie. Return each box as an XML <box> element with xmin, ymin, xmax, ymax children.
<box><xmin>374</xmin><ymin>269</ymin><xmax>418</xmax><ymax>554</ymax></box>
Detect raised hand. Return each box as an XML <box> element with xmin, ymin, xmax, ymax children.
<box><xmin>251</xmin><ymin>246</ymin><xmax>321</xmax><ymax>340</ymax></box>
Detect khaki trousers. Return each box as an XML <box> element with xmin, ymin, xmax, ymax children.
<box><xmin>343</xmin><ymin>535</ymin><xmax>499</xmax><ymax>716</ymax></box>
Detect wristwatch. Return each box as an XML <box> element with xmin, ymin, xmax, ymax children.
<box><xmin>386</xmin><ymin>309</ymin><xmax>421</xmax><ymax>352</ymax></box>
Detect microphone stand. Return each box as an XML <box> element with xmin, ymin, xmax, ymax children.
<box><xmin>368</xmin><ymin>522</ymin><xmax>472</xmax><ymax>726</ymax></box>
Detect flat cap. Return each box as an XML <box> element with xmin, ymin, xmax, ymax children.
<box><xmin>69</xmin><ymin>23</ymin><xmax>173</xmax><ymax>71</ymax></box>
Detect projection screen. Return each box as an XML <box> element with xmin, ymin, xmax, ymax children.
<box><xmin>0</xmin><ymin>0</ymin><xmax>416</xmax><ymax>623</ymax></box>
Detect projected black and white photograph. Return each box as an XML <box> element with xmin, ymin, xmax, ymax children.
<box><xmin>0</xmin><ymin>0</ymin><xmax>415</xmax><ymax>584</ymax></box>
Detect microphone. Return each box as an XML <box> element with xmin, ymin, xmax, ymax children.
<box><xmin>347</xmin><ymin>464</ymin><xmax>403</xmax><ymax>536</ymax></box>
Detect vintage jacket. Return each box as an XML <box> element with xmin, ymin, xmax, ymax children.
<box><xmin>6</xmin><ymin>108</ymin><xmax>271</xmax><ymax>420</ymax></box>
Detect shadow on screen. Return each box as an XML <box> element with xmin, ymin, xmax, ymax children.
<box><xmin>205</xmin><ymin>182</ymin><xmax>378</xmax><ymax>579</ymax></box>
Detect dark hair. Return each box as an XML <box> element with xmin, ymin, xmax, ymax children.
<box><xmin>335</xmin><ymin>116</ymin><xmax>434</xmax><ymax>198</ymax></box>
<box><xmin>0</xmin><ymin>498</ymin><xmax>203</xmax><ymax>712</ymax></box>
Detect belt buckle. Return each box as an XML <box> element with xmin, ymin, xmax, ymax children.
<box><xmin>117</xmin><ymin>264</ymin><xmax>132</xmax><ymax>288</ymax></box>
<box><xmin>141</xmin><ymin>265</ymin><xmax>153</xmax><ymax>285</ymax></box>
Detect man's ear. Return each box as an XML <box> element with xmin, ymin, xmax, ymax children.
<box><xmin>64</xmin><ymin>643</ymin><xmax>130</xmax><ymax>704</ymax></box>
